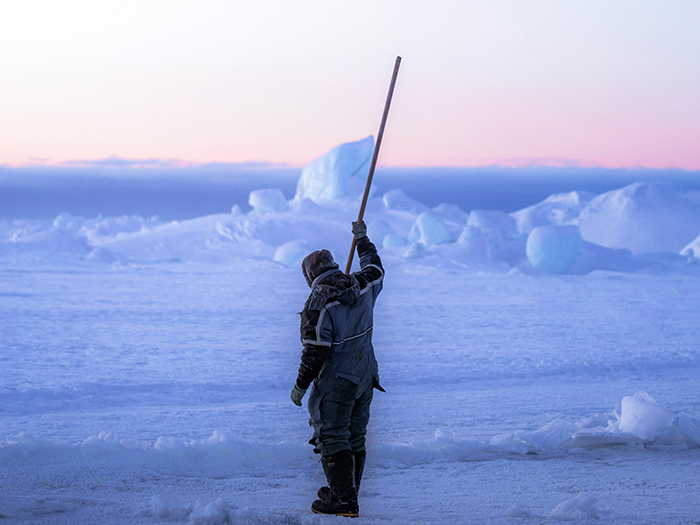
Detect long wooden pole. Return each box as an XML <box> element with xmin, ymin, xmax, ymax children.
<box><xmin>345</xmin><ymin>56</ymin><xmax>402</xmax><ymax>274</ymax></box>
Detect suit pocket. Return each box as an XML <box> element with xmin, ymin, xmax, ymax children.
<box><xmin>336</xmin><ymin>372</ymin><xmax>361</xmax><ymax>384</ymax></box>
<box><xmin>328</xmin><ymin>374</ymin><xmax>360</xmax><ymax>402</ymax></box>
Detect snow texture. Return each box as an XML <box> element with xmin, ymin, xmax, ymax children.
<box><xmin>273</xmin><ymin>239</ymin><xmax>308</xmax><ymax>267</ymax></box>
<box><xmin>513</xmin><ymin>190</ymin><xmax>595</xmax><ymax>233</ymax></box>
<box><xmin>248</xmin><ymin>188</ymin><xmax>290</xmax><ymax>214</ymax></box>
<box><xmin>407</xmin><ymin>211</ymin><xmax>452</xmax><ymax>246</ymax></box>
<box><xmin>2</xmin><ymin>138</ymin><xmax>700</xmax><ymax>524</ymax></box>
<box><xmin>548</xmin><ymin>494</ymin><xmax>606</xmax><ymax>520</ymax></box>
<box><xmin>526</xmin><ymin>225</ymin><xmax>583</xmax><ymax>274</ymax></box>
<box><xmin>618</xmin><ymin>391</ymin><xmax>676</xmax><ymax>441</ymax></box>
<box><xmin>681</xmin><ymin>232</ymin><xmax>700</xmax><ymax>259</ymax></box>
<box><xmin>577</xmin><ymin>182</ymin><xmax>700</xmax><ymax>254</ymax></box>
<box><xmin>382</xmin><ymin>188</ymin><xmax>429</xmax><ymax>214</ymax></box>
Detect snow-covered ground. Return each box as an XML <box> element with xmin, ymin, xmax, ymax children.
<box><xmin>2</xmin><ymin>139</ymin><xmax>700</xmax><ymax>524</ymax></box>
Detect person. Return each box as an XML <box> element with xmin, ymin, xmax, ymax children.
<box><xmin>290</xmin><ymin>220</ymin><xmax>385</xmax><ymax>517</ymax></box>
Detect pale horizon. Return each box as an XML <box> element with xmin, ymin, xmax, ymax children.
<box><xmin>2</xmin><ymin>1</ymin><xmax>699</xmax><ymax>170</ymax></box>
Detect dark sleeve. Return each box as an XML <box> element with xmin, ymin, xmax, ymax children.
<box><xmin>295</xmin><ymin>308</ymin><xmax>330</xmax><ymax>390</ymax></box>
<box><xmin>354</xmin><ymin>236</ymin><xmax>384</xmax><ymax>287</ymax></box>
<box><xmin>296</xmin><ymin>343</ymin><xmax>329</xmax><ymax>390</ymax></box>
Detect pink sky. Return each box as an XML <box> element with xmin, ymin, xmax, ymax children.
<box><xmin>1</xmin><ymin>1</ymin><xmax>699</xmax><ymax>169</ymax></box>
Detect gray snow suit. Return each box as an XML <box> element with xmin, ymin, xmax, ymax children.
<box><xmin>295</xmin><ymin>236</ymin><xmax>385</xmax><ymax>457</ymax></box>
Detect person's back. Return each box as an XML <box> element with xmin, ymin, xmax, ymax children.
<box><xmin>290</xmin><ymin>221</ymin><xmax>384</xmax><ymax>517</ymax></box>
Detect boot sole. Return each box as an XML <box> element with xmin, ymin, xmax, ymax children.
<box><xmin>311</xmin><ymin>508</ymin><xmax>358</xmax><ymax>517</ymax></box>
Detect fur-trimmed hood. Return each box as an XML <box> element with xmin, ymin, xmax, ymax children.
<box><xmin>302</xmin><ymin>250</ymin><xmax>361</xmax><ymax>310</ymax></box>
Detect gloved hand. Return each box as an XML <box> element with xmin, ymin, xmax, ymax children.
<box><xmin>290</xmin><ymin>384</ymin><xmax>307</xmax><ymax>406</ymax></box>
<box><xmin>352</xmin><ymin>221</ymin><xmax>367</xmax><ymax>240</ymax></box>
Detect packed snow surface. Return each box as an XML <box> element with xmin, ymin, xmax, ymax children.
<box><xmin>2</xmin><ymin>138</ymin><xmax>700</xmax><ymax>524</ymax></box>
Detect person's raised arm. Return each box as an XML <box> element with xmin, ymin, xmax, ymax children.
<box><xmin>352</xmin><ymin>221</ymin><xmax>383</xmax><ymax>283</ymax></box>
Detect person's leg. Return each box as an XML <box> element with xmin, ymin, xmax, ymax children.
<box><xmin>308</xmin><ymin>378</ymin><xmax>361</xmax><ymax>516</ymax></box>
<box><xmin>349</xmin><ymin>382</ymin><xmax>373</xmax><ymax>494</ymax></box>
<box><xmin>311</xmin><ymin>450</ymin><xmax>358</xmax><ymax>516</ymax></box>
<box><xmin>308</xmin><ymin>378</ymin><xmax>358</xmax><ymax>457</ymax></box>
<box><xmin>317</xmin><ymin>448</ymin><xmax>366</xmax><ymax>501</ymax></box>
<box><xmin>349</xmin><ymin>381</ymin><xmax>373</xmax><ymax>453</ymax></box>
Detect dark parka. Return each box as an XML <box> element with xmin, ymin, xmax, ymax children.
<box><xmin>295</xmin><ymin>236</ymin><xmax>385</xmax><ymax>457</ymax></box>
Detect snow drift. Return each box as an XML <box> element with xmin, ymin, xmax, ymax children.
<box><xmin>491</xmin><ymin>392</ymin><xmax>700</xmax><ymax>455</ymax></box>
<box><xmin>1</xmin><ymin>139</ymin><xmax>700</xmax><ymax>278</ymax></box>
<box><xmin>576</xmin><ymin>182</ymin><xmax>700</xmax><ymax>254</ymax></box>
<box><xmin>2</xmin><ymin>393</ymin><xmax>697</xmax><ymax>473</ymax></box>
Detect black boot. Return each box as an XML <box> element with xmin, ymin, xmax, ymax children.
<box><xmin>317</xmin><ymin>454</ymin><xmax>333</xmax><ymax>502</ymax></box>
<box><xmin>312</xmin><ymin>451</ymin><xmax>358</xmax><ymax>517</ymax></box>
<box><xmin>353</xmin><ymin>449</ymin><xmax>366</xmax><ymax>493</ymax></box>
<box><xmin>317</xmin><ymin>449</ymin><xmax>366</xmax><ymax>501</ymax></box>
